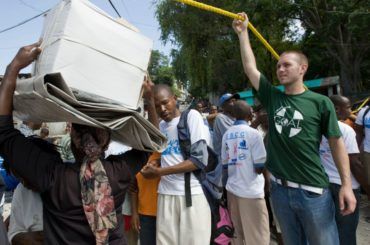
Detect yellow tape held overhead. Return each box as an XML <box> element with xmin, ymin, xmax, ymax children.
<box><xmin>175</xmin><ymin>0</ymin><xmax>280</xmax><ymax>60</ymax></box>
<box><xmin>352</xmin><ymin>97</ymin><xmax>369</xmax><ymax>114</ymax></box>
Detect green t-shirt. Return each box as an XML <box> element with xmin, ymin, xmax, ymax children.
<box><xmin>255</xmin><ymin>74</ymin><xmax>341</xmax><ymax>188</ymax></box>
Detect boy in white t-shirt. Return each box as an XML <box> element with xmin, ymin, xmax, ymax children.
<box><xmin>141</xmin><ymin>84</ymin><xmax>211</xmax><ymax>245</ymax></box>
<box><xmin>221</xmin><ymin>100</ymin><xmax>270</xmax><ymax>245</ymax></box>
<box><xmin>320</xmin><ymin>95</ymin><xmax>365</xmax><ymax>245</ymax></box>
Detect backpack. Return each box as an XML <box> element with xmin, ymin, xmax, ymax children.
<box><xmin>177</xmin><ymin>109</ymin><xmax>234</xmax><ymax>245</ymax></box>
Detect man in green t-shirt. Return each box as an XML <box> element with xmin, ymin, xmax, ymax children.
<box><xmin>232</xmin><ymin>12</ymin><xmax>356</xmax><ymax>245</ymax></box>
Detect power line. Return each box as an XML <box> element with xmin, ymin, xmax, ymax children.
<box><xmin>108</xmin><ymin>0</ymin><xmax>121</xmax><ymax>17</ymax></box>
<box><xmin>18</xmin><ymin>0</ymin><xmax>43</xmax><ymax>12</ymax></box>
<box><xmin>120</xmin><ymin>0</ymin><xmax>133</xmax><ymax>20</ymax></box>
<box><xmin>0</xmin><ymin>9</ymin><xmax>49</xmax><ymax>35</ymax></box>
<box><xmin>282</xmin><ymin>0</ymin><xmax>370</xmax><ymax>15</ymax></box>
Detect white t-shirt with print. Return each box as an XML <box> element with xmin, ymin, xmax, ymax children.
<box><xmin>221</xmin><ymin>122</ymin><xmax>266</xmax><ymax>198</ymax></box>
<box><xmin>355</xmin><ymin>106</ymin><xmax>370</xmax><ymax>153</ymax></box>
<box><xmin>320</xmin><ymin>121</ymin><xmax>360</xmax><ymax>189</ymax></box>
<box><xmin>158</xmin><ymin>109</ymin><xmax>211</xmax><ymax>195</ymax></box>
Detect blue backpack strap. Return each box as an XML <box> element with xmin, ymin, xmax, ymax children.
<box><xmin>177</xmin><ymin>109</ymin><xmax>191</xmax><ymax>159</ymax></box>
<box><xmin>177</xmin><ymin>110</ymin><xmax>193</xmax><ymax>207</ymax></box>
<box><xmin>184</xmin><ymin>173</ymin><xmax>192</xmax><ymax>207</ymax></box>
<box><xmin>363</xmin><ymin>106</ymin><xmax>370</xmax><ymax>125</ymax></box>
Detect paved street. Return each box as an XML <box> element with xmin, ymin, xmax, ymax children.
<box><xmin>357</xmin><ymin>194</ymin><xmax>370</xmax><ymax>245</ymax></box>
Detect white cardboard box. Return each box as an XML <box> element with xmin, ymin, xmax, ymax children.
<box><xmin>34</xmin><ymin>0</ymin><xmax>153</xmax><ymax>109</ymax></box>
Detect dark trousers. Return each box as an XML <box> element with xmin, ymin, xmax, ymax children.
<box><xmin>329</xmin><ymin>183</ymin><xmax>361</xmax><ymax>245</ymax></box>
<box><xmin>139</xmin><ymin>215</ymin><xmax>156</xmax><ymax>245</ymax></box>
<box><xmin>0</xmin><ymin>218</ymin><xmax>9</xmax><ymax>245</ymax></box>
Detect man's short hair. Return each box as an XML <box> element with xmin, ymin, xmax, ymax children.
<box><xmin>233</xmin><ymin>100</ymin><xmax>252</xmax><ymax>120</ymax></box>
<box><xmin>153</xmin><ymin>84</ymin><xmax>174</xmax><ymax>96</ymax></box>
<box><xmin>281</xmin><ymin>50</ymin><xmax>308</xmax><ymax>65</ymax></box>
<box><xmin>329</xmin><ymin>94</ymin><xmax>348</xmax><ymax>107</ymax></box>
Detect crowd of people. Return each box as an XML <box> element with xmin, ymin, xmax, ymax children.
<box><xmin>0</xmin><ymin>12</ymin><xmax>369</xmax><ymax>245</ymax></box>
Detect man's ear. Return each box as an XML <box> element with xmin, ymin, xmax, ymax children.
<box><xmin>300</xmin><ymin>64</ymin><xmax>308</xmax><ymax>75</ymax></box>
<box><xmin>334</xmin><ymin>105</ymin><xmax>339</xmax><ymax>113</ymax></box>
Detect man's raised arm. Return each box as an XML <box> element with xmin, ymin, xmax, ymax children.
<box><xmin>0</xmin><ymin>41</ymin><xmax>41</xmax><ymax>116</ymax></box>
<box><xmin>232</xmin><ymin>13</ymin><xmax>261</xmax><ymax>91</ymax></box>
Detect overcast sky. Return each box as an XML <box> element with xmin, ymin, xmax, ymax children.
<box><xmin>0</xmin><ymin>0</ymin><xmax>174</xmax><ymax>74</ymax></box>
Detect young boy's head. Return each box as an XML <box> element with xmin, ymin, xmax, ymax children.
<box><xmin>329</xmin><ymin>95</ymin><xmax>352</xmax><ymax>121</ymax></box>
<box><xmin>233</xmin><ymin>100</ymin><xmax>252</xmax><ymax>122</ymax></box>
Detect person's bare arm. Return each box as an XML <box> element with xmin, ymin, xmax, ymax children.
<box><xmin>130</xmin><ymin>177</ymin><xmax>140</xmax><ymax>232</ymax></box>
<box><xmin>140</xmin><ymin>160</ymin><xmax>197</xmax><ymax>179</ymax></box>
<box><xmin>12</xmin><ymin>231</ymin><xmax>43</xmax><ymax>245</ymax></box>
<box><xmin>263</xmin><ymin>169</ymin><xmax>270</xmax><ymax>193</ymax></box>
<box><xmin>142</xmin><ymin>136</ymin><xmax>207</xmax><ymax>179</ymax></box>
<box><xmin>328</xmin><ymin>137</ymin><xmax>356</xmax><ymax>215</ymax></box>
<box><xmin>232</xmin><ymin>13</ymin><xmax>261</xmax><ymax>90</ymax></box>
<box><xmin>0</xmin><ymin>41</ymin><xmax>41</xmax><ymax>116</ymax></box>
<box><xmin>349</xmin><ymin>153</ymin><xmax>370</xmax><ymax>198</ymax></box>
<box><xmin>142</xmin><ymin>75</ymin><xmax>159</xmax><ymax>128</ymax></box>
<box><xmin>206</xmin><ymin>113</ymin><xmax>217</xmax><ymax>124</ymax></box>
<box><xmin>354</xmin><ymin>124</ymin><xmax>364</xmax><ymax>147</ymax></box>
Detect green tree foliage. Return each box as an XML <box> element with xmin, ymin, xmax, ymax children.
<box><xmin>148</xmin><ymin>49</ymin><xmax>182</xmax><ymax>96</ymax></box>
<box><xmin>284</xmin><ymin>0</ymin><xmax>370</xmax><ymax>96</ymax></box>
<box><xmin>155</xmin><ymin>0</ymin><xmax>293</xmax><ymax>96</ymax></box>
<box><xmin>148</xmin><ymin>50</ymin><xmax>175</xmax><ymax>86</ymax></box>
<box><xmin>155</xmin><ymin>0</ymin><xmax>369</xmax><ymax>97</ymax></box>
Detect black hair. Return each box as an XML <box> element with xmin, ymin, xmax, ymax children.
<box><xmin>70</xmin><ymin>124</ymin><xmax>111</xmax><ymax>163</ymax></box>
<box><xmin>154</xmin><ymin>84</ymin><xmax>174</xmax><ymax>96</ymax></box>
<box><xmin>71</xmin><ymin>124</ymin><xmax>111</xmax><ymax>150</ymax></box>
<box><xmin>329</xmin><ymin>95</ymin><xmax>348</xmax><ymax>107</ymax></box>
<box><xmin>233</xmin><ymin>100</ymin><xmax>252</xmax><ymax>120</ymax></box>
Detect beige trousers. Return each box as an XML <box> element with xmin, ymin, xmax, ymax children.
<box><xmin>156</xmin><ymin>194</ymin><xmax>211</xmax><ymax>245</ymax></box>
<box><xmin>227</xmin><ymin>191</ymin><xmax>270</xmax><ymax>245</ymax></box>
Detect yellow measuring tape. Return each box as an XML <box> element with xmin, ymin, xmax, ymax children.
<box><xmin>352</xmin><ymin>97</ymin><xmax>369</xmax><ymax>114</ymax></box>
<box><xmin>175</xmin><ymin>0</ymin><xmax>280</xmax><ymax>60</ymax></box>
